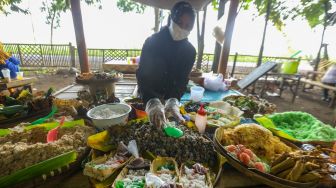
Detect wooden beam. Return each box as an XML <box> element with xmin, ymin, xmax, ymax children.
<box><xmin>70</xmin><ymin>0</ymin><xmax>90</xmax><ymax>73</ymax></box>
<box><xmin>217</xmin><ymin>0</ymin><xmax>239</xmax><ymax>77</ymax></box>
<box><xmin>212</xmin><ymin>0</ymin><xmax>227</xmax><ymax>72</ymax></box>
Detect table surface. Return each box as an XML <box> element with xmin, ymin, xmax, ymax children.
<box><xmin>181</xmin><ymin>89</ymin><xmax>242</xmax><ymax>102</ymax></box>
<box><xmin>0</xmin><ymin>77</ymin><xmax>37</xmax><ymax>90</ymax></box>
<box><xmin>103</xmin><ymin>61</ymin><xmax>138</xmax><ymax>74</ymax></box>
<box><xmin>103</xmin><ymin>60</ymin><xmax>138</xmax><ymax>66</ymax></box>
<box><xmin>49</xmin><ymin>80</ymin><xmax>268</xmax><ymax>188</ymax></box>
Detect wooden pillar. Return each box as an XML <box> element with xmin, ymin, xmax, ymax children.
<box><xmin>70</xmin><ymin>0</ymin><xmax>89</xmax><ymax>73</ymax></box>
<box><xmin>217</xmin><ymin>0</ymin><xmax>239</xmax><ymax>78</ymax></box>
<box><xmin>212</xmin><ymin>0</ymin><xmax>227</xmax><ymax>72</ymax></box>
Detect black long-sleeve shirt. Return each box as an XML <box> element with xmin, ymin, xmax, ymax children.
<box><xmin>136</xmin><ymin>26</ymin><xmax>196</xmax><ymax>103</ymax></box>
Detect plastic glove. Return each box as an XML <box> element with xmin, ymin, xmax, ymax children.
<box><xmin>145</xmin><ymin>98</ymin><xmax>166</xmax><ymax>128</ymax></box>
<box><xmin>164</xmin><ymin>98</ymin><xmax>185</xmax><ymax>123</ymax></box>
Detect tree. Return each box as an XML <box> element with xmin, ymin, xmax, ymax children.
<box><xmin>40</xmin><ymin>0</ymin><xmax>67</xmax><ymax>44</ymax></box>
<box><xmin>248</xmin><ymin>0</ymin><xmax>290</xmax><ymax>67</ymax></box>
<box><xmin>211</xmin><ymin>0</ymin><xmax>290</xmax><ymax>72</ymax></box>
<box><xmin>292</xmin><ymin>0</ymin><xmax>336</xmax><ymax>71</ymax></box>
<box><xmin>40</xmin><ymin>0</ymin><xmax>102</xmax><ymax>44</ymax></box>
<box><xmin>116</xmin><ymin>0</ymin><xmax>162</xmax><ymax>33</ymax></box>
<box><xmin>0</xmin><ymin>0</ymin><xmax>28</xmax><ymax>15</ymax></box>
<box><xmin>212</xmin><ymin>0</ymin><xmax>228</xmax><ymax>72</ymax></box>
<box><xmin>1</xmin><ymin>0</ymin><xmax>102</xmax><ymax>45</ymax></box>
<box><xmin>196</xmin><ymin>6</ymin><xmax>208</xmax><ymax>70</ymax></box>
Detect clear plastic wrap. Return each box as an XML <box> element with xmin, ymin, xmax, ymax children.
<box><xmin>127</xmin><ymin>140</ymin><xmax>139</xmax><ymax>158</ymax></box>
<box><xmin>164</xmin><ymin>98</ymin><xmax>185</xmax><ymax>123</ymax></box>
<box><xmin>145</xmin><ymin>98</ymin><xmax>167</xmax><ymax>128</ymax></box>
<box><xmin>145</xmin><ymin>173</ymin><xmax>165</xmax><ymax>187</ymax></box>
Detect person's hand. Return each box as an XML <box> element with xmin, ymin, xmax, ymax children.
<box><xmin>145</xmin><ymin>98</ymin><xmax>167</xmax><ymax>128</ymax></box>
<box><xmin>164</xmin><ymin>98</ymin><xmax>185</xmax><ymax>123</ymax></box>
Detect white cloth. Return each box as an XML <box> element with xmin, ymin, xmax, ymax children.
<box><xmin>322</xmin><ymin>64</ymin><xmax>336</xmax><ymax>84</ymax></box>
<box><xmin>168</xmin><ymin>21</ymin><xmax>190</xmax><ymax>41</ymax></box>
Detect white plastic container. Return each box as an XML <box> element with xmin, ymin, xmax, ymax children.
<box><xmin>1</xmin><ymin>68</ymin><xmax>11</xmax><ymax>82</ymax></box>
<box><xmin>16</xmin><ymin>71</ymin><xmax>23</xmax><ymax>80</ymax></box>
<box><xmin>190</xmin><ymin>86</ymin><xmax>205</xmax><ymax>102</ymax></box>
<box><xmin>87</xmin><ymin>103</ymin><xmax>132</xmax><ymax>131</ymax></box>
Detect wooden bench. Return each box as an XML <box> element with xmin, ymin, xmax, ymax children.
<box><xmin>0</xmin><ymin>77</ymin><xmax>37</xmax><ymax>94</ymax></box>
<box><xmin>301</xmin><ymin>77</ymin><xmax>336</xmax><ymax>107</ymax></box>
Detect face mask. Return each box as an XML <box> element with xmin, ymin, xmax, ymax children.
<box><xmin>169</xmin><ymin>21</ymin><xmax>190</xmax><ymax>41</ymax></box>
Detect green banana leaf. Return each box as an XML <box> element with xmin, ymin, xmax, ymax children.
<box><xmin>255</xmin><ymin>116</ymin><xmax>298</xmax><ymax>141</ymax></box>
<box><xmin>0</xmin><ymin>151</ymin><xmax>77</xmax><ymax>188</ymax></box>
<box><xmin>0</xmin><ymin>119</ymin><xmax>85</xmax><ymax>137</ymax></box>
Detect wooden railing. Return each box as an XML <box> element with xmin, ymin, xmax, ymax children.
<box><xmin>3</xmin><ymin>43</ymin><xmax>311</xmax><ymax>73</ymax></box>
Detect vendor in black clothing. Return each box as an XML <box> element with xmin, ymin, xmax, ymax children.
<box><xmin>136</xmin><ymin>1</ymin><xmax>196</xmax><ymax>104</ymax></box>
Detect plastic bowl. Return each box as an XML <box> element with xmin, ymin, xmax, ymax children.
<box><xmin>190</xmin><ymin>86</ymin><xmax>205</xmax><ymax>102</ymax></box>
<box><xmin>87</xmin><ymin>103</ymin><xmax>132</xmax><ymax>131</ymax></box>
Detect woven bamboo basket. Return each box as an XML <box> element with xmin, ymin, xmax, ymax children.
<box><xmin>180</xmin><ymin>163</ymin><xmax>213</xmax><ymax>188</ymax></box>
<box><xmin>214</xmin><ymin>127</ymin><xmax>319</xmax><ymax>188</ymax></box>
<box><xmin>83</xmin><ymin>152</ymin><xmax>133</xmax><ymax>181</ymax></box>
<box><xmin>150</xmin><ymin>157</ymin><xmax>180</xmax><ymax>185</ymax></box>
<box><xmin>112</xmin><ymin>158</ymin><xmax>151</xmax><ymax>188</ymax></box>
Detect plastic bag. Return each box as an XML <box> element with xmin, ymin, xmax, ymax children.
<box><xmin>212</xmin><ymin>12</ymin><xmax>227</xmax><ymax>45</ymax></box>
<box><xmin>145</xmin><ymin>98</ymin><xmax>167</xmax><ymax>128</ymax></box>
<box><xmin>164</xmin><ymin>98</ymin><xmax>185</xmax><ymax>123</ymax></box>
<box><xmin>127</xmin><ymin>140</ymin><xmax>139</xmax><ymax>158</ymax></box>
<box><xmin>209</xmin><ymin>101</ymin><xmax>244</xmax><ymax>117</ymax></box>
<box><xmin>145</xmin><ymin>173</ymin><xmax>165</xmax><ymax>187</ymax></box>
<box><xmin>213</xmin><ymin>26</ymin><xmax>224</xmax><ymax>45</ymax></box>
<box><xmin>204</xmin><ymin>73</ymin><xmax>224</xmax><ymax>91</ymax></box>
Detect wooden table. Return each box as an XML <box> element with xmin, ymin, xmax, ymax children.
<box><xmin>0</xmin><ymin>77</ymin><xmax>37</xmax><ymax>93</ymax></box>
<box><xmin>259</xmin><ymin>73</ymin><xmax>302</xmax><ymax>103</ymax></box>
<box><xmin>103</xmin><ymin>61</ymin><xmax>138</xmax><ymax>74</ymax></box>
<box><xmin>53</xmin><ymin>77</ymin><xmax>268</xmax><ymax>188</ymax></box>
<box><xmin>54</xmin><ymin>78</ymin><xmax>137</xmax><ymax>100</ymax></box>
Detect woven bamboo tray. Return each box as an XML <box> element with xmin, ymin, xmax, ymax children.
<box><xmin>213</xmin><ymin>127</ymin><xmax>318</xmax><ymax>188</ymax></box>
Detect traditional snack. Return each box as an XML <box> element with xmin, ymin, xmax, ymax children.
<box><xmin>76</xmin><ymin>71</ymin><xmax>123</xmax><ymax>82</ymax></box>
<box><xmin>107</xmin><ymin>121</ymin><xmax>217</xmax><ymax>165</ymax></box>
<box><xmin>90</xmin><ymin>106</ymin><xmax>127</xmax><ymax>119</ymax></box>
<box><xmin>0</xmin><ymin>125</ymin><xmax>95</xmax><ymax>177</ymax></box>
<box><xmin>150</xmin><ymin>157</ymin><xmax>180</xmax><ymax>187</ymax></box>
<box><xmin>180</xmin><ymin>163</ymin><xmax>212</xmax><ymax>188</ymax></box>
<box><xmin>83</xmin><ymin>142</ymin><xmax>132</xmax><ymax>181</ymax></box>
<box><xmin>115</xmin><ymin>169</ymin><xmax>147</xmax><ymax>188</ymax></box>
<box><xmin>183</xmin><ymin>101</ymin><xmax>209</xmax><ymax>113</ymax></box>
<box><xmin>219</xmin><ymin>123</ymin><xmax>292</xmax><ymax>162</ymax></box>
<box><xmin>270</xmin><ymin>150</ymin><xmax>326</xmax><ymax>183</ymax></box>
<box><xmin>223</xmin><ymin>95</ymin><xmax>276</xmax><ymax>118</ymax></box>
<box><xmin>268</xmin><ymin>111</ymin><xmax>336</xmax><ymax>142</ymax></box>
<box><xmin>114</xmin><ymin>153</ymin><xmax>151</xmax><ymax>188</ymax></box>
<box><xmin>225</xmin><ymin>144</ymin><xmax>270</xmax><ymax>173</ymax></box>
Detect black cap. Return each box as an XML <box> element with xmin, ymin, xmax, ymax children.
<box><xmin>171</xmin><ymin>1</ymin><xmax>195</xmax><ymax>23</ymax></box>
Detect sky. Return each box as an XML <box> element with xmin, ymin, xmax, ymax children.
<box><xmin>0</xmin><ymin>0</ymin><xmax>335</xmax><ymax>59</ymax></box>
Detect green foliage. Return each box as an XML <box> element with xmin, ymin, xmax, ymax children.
<box><xmin>211</xmin><ymin>0</ymin><xmax>290</xmax><ymax>30</ymax></box>
<box><xmin>40</xmin><ymin>0</ymin><xmax>67</xmax><ymax>30</ymax></box>
<box><xmin>0</xmin><ymin>0</ymin><xmax>28</xmax><ymax>15</ymax></box>
<box><xmin>211</xmin><ymin>0</ymin><xmax>220</xmax><ymax>10</ymax></box>
<box><xmin>2</xmin><ymin>0</ymin><xmax>101</xmax><ymax>30</ymax></box>
<box><xmin>40</xmin><ymin>0</ymin><xmax>102</xmax><ymax>30</ymax></box>
<box><xmin>293</xmin><ymin>0</ymin><xmax>336</xmax><ymax>28</ymax></box>
<box><xmin>116</xmin><ymin>0</ymin><xmax>146</xmax><ymax>14</ymax></box>
<box><xmin>248</xmin><ymin>0</ymin><xmax>289</xmax><ymax>30</ymax></box>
